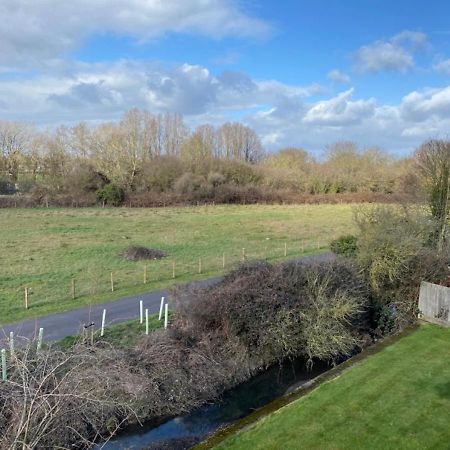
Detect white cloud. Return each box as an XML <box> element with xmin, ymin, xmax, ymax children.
<box><xmin>327</xmin><ymin>69</ymin><xmax>351</xmax><ymax>84</ymax></box>
<box><xmin>391</xmin><ymin>30</ymin><xmax>428</xmax><ymax>49</ymax></box>
<box><xmin>1</xmin><ymin>59</ymin><xmax>450</xmax><ymax>154</ymax></box>
<box><xmin>303</xmin><ymin>89</ymin><xmax>376</xmax><ymax>126</ymax></box>
<box><xmin>400</xmin><ymin>86</ymin><xmax>450</xmax><ymax>121</ymax></box>
<box><xmin>353</xmin><ymin>30</ymin><xmax>427</xmax><ymax>74</ymax></box>
<box><xmin>433</xmin><ymin>58</ymin><xmax>450</xmax><ymax>74</ymax></box>
<box><xmin>0</xmin><ymin>0</ymin><xmax>271</xmax><ymax>69</ymax></box>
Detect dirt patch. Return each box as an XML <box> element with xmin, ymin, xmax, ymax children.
<box><xmin>121</xmin><ymin>245</ymin><xmax>167</xmax><ymax>261</ymax></box>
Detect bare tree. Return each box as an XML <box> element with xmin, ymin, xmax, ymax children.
<box><xmin>416</xmin><ymin>139</ymin><xmax>450</xmax><ymax>250</ymax></box>
<box><xmin>0</xmin><ymin>121</ymin><xmax>30</xmax><ymax>182</ymax></box>
<box><xmin>217</xmin><ymin>122</ymin><xmax>263</xmax><ymax>163</ymax></box>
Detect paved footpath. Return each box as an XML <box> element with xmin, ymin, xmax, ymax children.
<box><xmin>0</xmin><ymin>252</ymin><xmax>332</xmax><ymax>344</ymax></box>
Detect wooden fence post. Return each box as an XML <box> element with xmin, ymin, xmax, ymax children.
<box><xmin>222</xmin><ymin>253</ymin><xmax>225</xmax><ymax>269</ymax></box>
<box><xmin>110</xmin><ymin>272</ymin><xmax>114</xmax><ymax>292</ymax></box>
<box><xmin>284</xmin><ymin>242</ymin><xmax>287</xmax><ymax>257</ymax></box>
<box><xmin>24</xmin><ymin>287</ymin><xmax>28</xmax><ymax>310</ymax></box>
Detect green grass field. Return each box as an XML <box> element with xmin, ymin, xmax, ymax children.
<box><xmin>0</xmin><ymin>204</ymin><xmax>355</xmax><ymax>324</ymax></box>
<box><xmin>213</xmin><ymin>324</ymin><xmax>450</xmax><ymax>450</ymax></box>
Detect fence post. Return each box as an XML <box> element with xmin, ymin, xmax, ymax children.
<box><xmin>164</xmin><ymin>303</ymin><xmax>169</xmax><ymax>329</ymax></box>
<box><xmin>71</xmin><ymin>278</ymin><xmax>76</xmax><ymax>299</ymax></box>
<box><xmin>145</xmin><ymin>309</ymin><xmax>149</xmax><ymax>335</ymax></box>
<box><xmin>198</xmin><ymin>258</ymin><xmax>202</xmax><ymax>274</ymax></box>
<box><xmin>24</xmin><ymin>287</ymin><xmax>28</xmax><ymax>310</ymax></box>
<box><xmin>284</xmin><ymin>242</ymin><xmax>287</xmax><ymax>257</ymax></box>
<box><xmin>37</xmin><ymin>328</ymin><xmax>44</xmax><ymax>352</ymax></box>
<box><xmin>222</xmin><ymin>253</ymin><xmax>225</xmax><ymax>269</ymax></box>
<box><xmin>110</xmin><ymin>272</ymin><xmax>114</xmax><ymax>292</ymax></box>
<box><xmin>159</xmin><ymin>296</ymin><xmax>165</xmax><ymax>321</ymax></box>
<box><xmin>140</xmin><ymin>300</ymin><xmax>143</xmax><ymax>324</ymax></box>
<box><xmin>101</xmin><ymin>309</ymin><xmax>106</xmax><ymax>337</ymax></box>
<box><xmin>172</xmin><ymin>261</ymin><xmax>176</xmax><ymax>279</ymax></box>
<box><xmin>1</xmin><ymin>349</ymin><xmax>6</xmax><ymax>381</ymax></box>
<box><xmin>9</xmin><ymin>332</ymin><xmax>14</xmax><ymax>357</ymax></box>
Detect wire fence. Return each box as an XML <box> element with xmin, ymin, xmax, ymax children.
<box><xmin>13</xmin><ymin>237</ymin><xmax>332</xmax><ymax>313</ymax></box>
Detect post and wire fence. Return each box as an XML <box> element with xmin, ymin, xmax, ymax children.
<box><xmin>12</xmin><ymin>236</ymin><xmax>333</xmax><ymax>312</ymax></box>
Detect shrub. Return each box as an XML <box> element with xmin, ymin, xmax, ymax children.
<box><xmin>173</xmin><ymin>172</ymin><xmax>204</xmax><ymax>194</ymax></box>
<box><xmin>173</xmin><ymin>258</ymin><xmax>369</xmax><ymax>366</ymax></box>
<box><xmin>0</xmin><ymin>179</ymin><xmax>16</xmax><ymax>195</ymax></box>
<box><xmin>354</xmin><ymin>205</ymin><xmax>449</xmax><ymax>328</ymax></box>
<box><xmin>96</xmin><ymin>184</ymin><xmax>125</xmax><ymax>206</ymax></box>
<box><xmin>330</xmin><ymin>234</ymin><xmax>358</xmax><ymax>257</ymax></box>
<box><xmin>64</xmin><ymin>163</ymin><xmax>110</xmax><ymax>194</ymax></box>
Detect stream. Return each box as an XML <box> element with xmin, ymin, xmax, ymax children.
<box><xmin>102</xmin><ymin>358</ymin><xmax>330</xmax><ymax>450</ymax></box>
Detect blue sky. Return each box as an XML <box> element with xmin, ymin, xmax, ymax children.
<box><xmin>1</xmin><ymin>0</ymin><xmax>450</xmax><ymax>154</ymax></box>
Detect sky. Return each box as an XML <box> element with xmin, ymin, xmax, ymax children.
<box><xmin>1</xmin><ymin>0</ymin><xmax>450</xmax><ymax>155</ymax></box>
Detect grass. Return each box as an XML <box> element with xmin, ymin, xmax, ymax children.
<box><xmin>212</xmin><ymin>324</ymin><xmax>450</xmax><ymax>450</ymax></box>
<box><xmin>0</xmin><ymin>204</ymin><xmax>355</xmax><ymax>324</ymax></box>
<box><xmin>56</xmin><ymin>312</ymin><xmax>163</xmax><ymax>350</ymax></box>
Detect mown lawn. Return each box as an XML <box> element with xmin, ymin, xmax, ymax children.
<box><xmin>213</xmin><ymin>324</ymin><xmax>450</xmax><ymax>450</ymax></box>
<box><xmin>0</xmin><ymin>204</ymin><xmax>355</xmax><ymax>324</ymax></box>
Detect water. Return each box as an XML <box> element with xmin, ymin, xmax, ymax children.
<box><xmin>103</xmin><ymin>358</ymin><xmax>330</xmax><ymax>449</ymax></box>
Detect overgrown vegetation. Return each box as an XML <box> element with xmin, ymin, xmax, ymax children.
<box><xmin>354</xmin><ymin>205</ymin><xmax>448</xmax><ymax>330</ymax></box>
<box><xmin>0</xmin><ymin>258</ymin><xmax>371</xmax><ymax>448</ymax></box>
<box><xmin>0</xmin><ymin>113</ymin><xmax>413</xmax><ymax>207</ymax></box>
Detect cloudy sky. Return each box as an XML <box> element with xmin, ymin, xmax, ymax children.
<box><xmin>1</xmin><ymin>0</ymin><xmax>450</xmax><ymax>154</ymax></box>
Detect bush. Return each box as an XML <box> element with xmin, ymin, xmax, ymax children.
<box><xmin>96</xmin><ymin>184</ymin><xmax>125</xmax><ymax>206</ymax></box>
<box><xmin>330</xmin><ymin>235</ymin><xmax>358</xmax><ymax>257</ymax></box>
<box><xmin>354</xmin><ymin>205</ymin><xmax>449</xmax><ymax>329</ymax></box>
<box><xmin>0</xmin><ymin>179</ymin><xmax>16</xmax><ymax>195</ymax></box>
<box><xmin>173</xmin><ymin>258</ymin><xmax>369</xmax><ymax>366</ymax></box>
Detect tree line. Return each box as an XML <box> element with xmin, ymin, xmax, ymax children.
<box><xmin>0</xmin><ymin>109</ymin><xmax>414</xmax><ymax>206</ymax></box>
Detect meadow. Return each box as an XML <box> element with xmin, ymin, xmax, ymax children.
<box><xmin>213</xmin><ymin>324</ymin><xmax>450</xmax><ymax>450</ymax></box>
<box><xmin>0</xmin><ymin>204</ymin><xmax>355</xmax><ymax>324</ymax></box>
